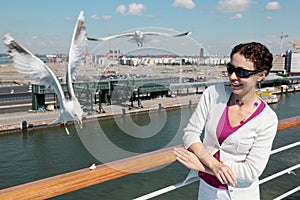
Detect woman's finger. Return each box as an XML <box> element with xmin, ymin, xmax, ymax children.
<box><xmin>174</xmin><ymin>147</ymin><xmax>184</xmax><ymax>157</ymax></box>
<box><xmin>216</xmin><ymin>173</ymin><xmax>225</xmax><ymax>184</ymax></box>
<box><xmin>224</xmin><ymin>170</ymin><xmax>237</xmax><ymax>186</ymax></box>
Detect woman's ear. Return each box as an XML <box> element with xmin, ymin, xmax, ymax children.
<box><xmin>257</xmin><ymin>70</ymin><xmax>267</xmax><ymax>82</ymax></box>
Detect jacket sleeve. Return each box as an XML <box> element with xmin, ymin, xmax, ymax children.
<box><xmin>224</xmin><ymin>111</ymin><xmax>278</xmax><ymax>182</ymax></box>
<box><xmin>182</xmin><ymin>86</ymin><xmax>212</xmax><ymax>149</ymax></box>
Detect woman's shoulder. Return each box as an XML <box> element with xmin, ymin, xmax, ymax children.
<box><xmin>204</xmin><ymin>83</ymin><xmax>227</xmax><ymax>95</ymax></box>
<box><xmin>261</xmin><ymin>103</ymin><xmax>279</xmax><ymax>123</ymax></box>
<box><xmin>203</xmin><ymin>83</ymin><xmax>230</xmax><ymax>102</ymax></box>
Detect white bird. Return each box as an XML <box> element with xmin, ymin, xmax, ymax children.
<box><xmin>3</xmin><ymin>11</ymin><xmax>87</xmax><ymax>134</ymax></box>
<box><xmin>287</xmin><ymin>171</ymin><xmax>296</xmax><ymax>175</ymax></box>
<box><xmin>87</xmin><ymin>30</ymin><xmax>191</xmax><ymax>47</ymax></box>
<box><xmin>89</xmin><ymin>163</ymin><xmax>96</xmax><ymax>170</ymax></box>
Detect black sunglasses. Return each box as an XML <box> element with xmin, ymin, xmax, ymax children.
<box><xmin>227</xmin><ymin>63</ymin><xmax>261</xmax><ymax>78</ymax></box>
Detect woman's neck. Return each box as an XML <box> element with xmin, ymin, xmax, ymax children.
<box><xmin>232</xmin><ymin>92</ymin><xmax>259</xmax><ymax>107</ymax></box>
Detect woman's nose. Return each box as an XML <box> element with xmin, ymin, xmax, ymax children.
<box><xmin>228</xmin><ymin>71</ymin><xmax>238</xmax><ymax>79</ymax></box>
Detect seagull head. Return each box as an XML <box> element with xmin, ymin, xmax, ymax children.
<box><xmin>63</xmin><ymin>98</ymin><xmax>83</xmax><ymax>128</ymax></box>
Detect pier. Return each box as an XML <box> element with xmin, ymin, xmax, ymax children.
<box><xmin>1</xmin><ymin>77</ymin><xmax>300</xmax><ymax>134</ymax></box>
<box><xmin>0</xmin><ymin>93</ymin><xmax>200</xmax><ymax>134</ymax></box>
<box><xmin>29</xmin><ymin>76</ymin><xmax>300</xmax><ymax>111</ymax></box>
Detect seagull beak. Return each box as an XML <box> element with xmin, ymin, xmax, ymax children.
<box><xmin>79</xmin><ymin>119</ymin><xmax>83</xmax><ymax>128</ymax></box>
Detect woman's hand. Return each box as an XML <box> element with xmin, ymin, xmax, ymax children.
<box><xmin>211</xmin><ymin>160</ymin><xmax>237</xmax><ymax>186</ymax></box>
<box><xmin>173</xmin><ymin>147</ymin><xmax>205</xmax><ymax>172</ymax></box>
<box><xmin>174</xmin><ymin>146</ymin><xmax>237</xmax><ymax>186</ymax></box>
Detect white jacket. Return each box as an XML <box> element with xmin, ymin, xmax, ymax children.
<box><xmin>182</xmin><ymin>83</ymin><xmax>278</xmax><ymax>200</ymax></box>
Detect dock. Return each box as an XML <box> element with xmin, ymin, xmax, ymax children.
<box><xmin>1</xmin><ymin>80</ymin><xmax>299</xmax><ymax>134</ymax></box>
<box><xmin>0</xmin><ymin>94</ymin><xmax>201</xmax><ymax>134</ymax></box>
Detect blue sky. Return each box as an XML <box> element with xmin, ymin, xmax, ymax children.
<box><xmin>0</xmin><ymin>0</ymin><xmax>299</xmax><ymax>56</ymax></box>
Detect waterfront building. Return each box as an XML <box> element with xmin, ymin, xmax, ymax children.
<box><xmin>285</xmin><ymin>50</ymin><xmax>300</xmax><ymax>75</ymax></box>
<box><xmin>272</xmin><ymin>54</ymin><xmax>285</xmax><ymax>73</ymax></box>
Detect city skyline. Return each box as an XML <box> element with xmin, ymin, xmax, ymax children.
<box><xmin>0</xmin><ymin>0</ymin><xmax>299</xmax><ymax>56</ymax></box>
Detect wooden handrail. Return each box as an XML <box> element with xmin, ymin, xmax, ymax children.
<box><xmin>0</xmin><ymin>146</ymin><xmax>178</xmax><ymax>200</ymax></box>
<box><xmin>1</xmin><ymin>115</ymin><xmax>300</xmax><ymax>200</ymax></box>
<box><xmin>277</xmin><ymin>115</ymin><xmax>300</xmax><ymax>131</ymax></box>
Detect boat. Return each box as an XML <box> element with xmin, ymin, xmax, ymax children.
<box><xmin>256</xmin><ymin>88</ymin><xmax>280</xmax><ymax>104</ymax></box>
<box><xmin>265</xmin><ymin>94</ymin><xmax>279</xmax><ymax>104</ymax></box>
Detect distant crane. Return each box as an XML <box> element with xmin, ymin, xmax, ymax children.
<box><xmin>278</xmin><ymin>32</ymin><xmax>288</xmax><ymax>54</ymax></box>
<box><xmin>288</xmin><ymin>40</ymin><xmax>300</xmax><ymax>52</ymax></box>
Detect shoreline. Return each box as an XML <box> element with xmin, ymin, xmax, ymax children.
<box><xmin>1</xmin><ymin>85</ymin><xmax>300</xmax><ymax>135</ymax></box>
<box><xmin>0</xmin><ymin>94</ymin><xmax>200</xmax><ymax>135</ymax></box>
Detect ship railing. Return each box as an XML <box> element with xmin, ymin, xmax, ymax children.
<box><xmin>0</xmin><ymin>115</ymin><xmax>299</xmax><ymax>200</ymax></box>
<box><xmin>135</xmin><ymin>141</ymin><xmax>300</xmax><ymax>200</ymax></box>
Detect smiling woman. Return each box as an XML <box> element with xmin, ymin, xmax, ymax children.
<box><xmin>175</xmin><ymin>42</ymin><xmax>278</xmax><ymax>200</ymax></box>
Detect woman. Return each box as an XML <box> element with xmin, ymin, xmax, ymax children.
<box><xmin>174</xmin><ymin>42</ymin><xmax>278</xmax><ymax>199</ymax></box>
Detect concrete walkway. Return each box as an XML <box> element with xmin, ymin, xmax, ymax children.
<box><xmin>0</xmin><ymin>94</ymin><xmax>201</xmax><ymax>133</ymax></box>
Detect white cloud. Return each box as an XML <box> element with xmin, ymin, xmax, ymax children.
<box><xmin>64</xmin><ymin>16</ymin><xmax>73</xmax><ymax>21</ymax></box>
<box><xmin>231</xmin><ymin>13</ymin><xmax>243</xmax><ymax>19</ymax></box>
<box><xmin>128</xmin><ymin>3</ymin><xmax>146</xmax><ymax>16</ymax></box>
<box><xmin>116</xmin><ymin>3</ymin><xmax>146</xmax><ymax>16</ymax></box>
<box><xmin>31</xmin><ymin>35</ymin><xmax>37</xmax><ymax>40</ymax></box>
<box><xmin>91</xmin><ymin>14</ymin><xmax>111</xmax><ymax>21</ymax></box>
<box><xmin>265</xmin><ymin>2</ymin><xmax>281</xmax><ymax>10</ymax></box>
<box><xmin>102</xmin><ymin>15</ymin><xmax>112</xmax><ymax>21</ymax></box>
<box><xmin>266</xmin><ymin>16</ymin><xmax>273</xmax><ymax>20</ymax></box>
<box><xmin>217</xmin><ymin>0</ymin><xmax>252</xmax><ymax>12</ymax></box>
<box><xmin>91</xmin><ymin>14</ymin><xmax>100</xmax><ymax>20</ymax></box>
<box><xmin>116</xmin><ymin>4</ymin><xmax>126</xmax><ymax>15</ymax></box>
<box><xmin>39</xmin><ymin>41</ymin><xmax>47</xmax><ymax>47</ymax></box>
<box><xmin>172</xmin><ymin>0</ymin><xmax>195</xmax><ymax>10</ymax></box>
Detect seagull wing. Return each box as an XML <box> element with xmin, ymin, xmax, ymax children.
<box><xmin>3</xmin><ymin>34</ymin><xmax>65</xmax><ymax>106</ymax></box>
<box><xmin>87</xmin><ymin>32</ymin><xmax>134</xmax><ymax>41</ymax></box>
<box><xmin>143</xmin><ymin>31</ymin><xmax>192</xmax><ymax>37</ymax></box>
<box><xmin>67</xmin><ymin>10</ymin><xmax>87</xmax><ymax>98</ymax></box>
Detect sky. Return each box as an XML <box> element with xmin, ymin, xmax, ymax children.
<box><xmin>0</xmin><ymin>0</ymin><xmax>299</xmax><ymax>56</ymax></box>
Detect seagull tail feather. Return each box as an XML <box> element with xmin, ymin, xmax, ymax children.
<box><xmin>48</xmin><ymin>115</ymin><xmax>63</xmax><ymax>125</ymax></box>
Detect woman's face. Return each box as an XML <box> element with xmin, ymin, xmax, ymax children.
<box><xmin>228</xmin><ymin>52</ymin><xmax>265</xmax><ymax>97</ymax></box>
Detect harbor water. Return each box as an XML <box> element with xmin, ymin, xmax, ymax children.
<box><xmin>0</xmin><ymin>92</ymin><xmax>299</xmax><ymax>200</ymax></box>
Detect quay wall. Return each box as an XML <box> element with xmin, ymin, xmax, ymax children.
<box><xmin>1</xmin><ymin>83</ymin><xmax>300</xmax><ymax>135</ymax></box>
<box><xmin>0</xmin><ymin>95</ymin><xmax>200</xmax><ymax>135</ymax></box>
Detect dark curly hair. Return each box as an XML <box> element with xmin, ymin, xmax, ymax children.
<box><xmin>230</xmin><ymin>42</ymin><xmax>273</xmax><ymax>75</ymax></box>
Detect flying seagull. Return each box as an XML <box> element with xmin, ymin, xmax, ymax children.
<box><xmin>87</xmin><ymin>30</ymin><xmax>192</xmax><ymax>47</ymax></box>
<box><xmin>3</xmin><ymin>11</ymin><xmax>87</xmax><ymax>134</ymax></box>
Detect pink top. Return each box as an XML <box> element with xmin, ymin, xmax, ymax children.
<box><xmin>199</xmin><ymin>100</ymin><xmax>266</xmax><ymax>189</ymax></box>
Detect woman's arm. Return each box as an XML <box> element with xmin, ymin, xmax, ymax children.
<box><xmin>189</xmin><ymin>142</ymin><xmax>237</xmax><ymax>186</ymax></box>
<box><xmin>174</xmin><ymin>143</ymin><xmax>237</xmax><ymax>186</ymax></box>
